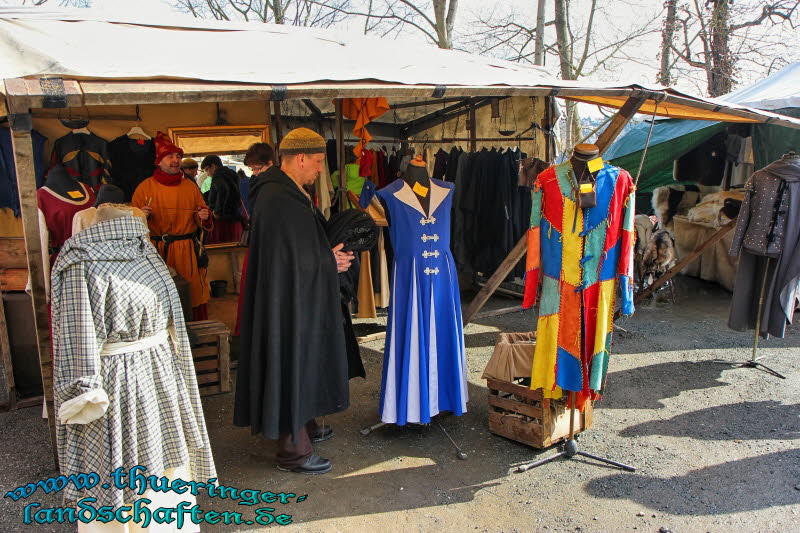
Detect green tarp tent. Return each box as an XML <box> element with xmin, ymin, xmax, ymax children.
<box><xmin>606</xmin><ymin>62</ymin><xmax>800</xmax><ymax>200</ymax></box>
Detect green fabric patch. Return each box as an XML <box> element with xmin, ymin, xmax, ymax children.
<box><xmin>539</xmin><ymin>275</ymin><xmax>561</xmax><ymax>316</ymax></box>
<box><xmin>582</xmin><ymin>221</ymin><xmax>607</xmax><ymax>287</ymax></box>
<box><xmin>589</xmin><ymin>350</ymin><xmax>609</xmax><ymax>391</ymax></box>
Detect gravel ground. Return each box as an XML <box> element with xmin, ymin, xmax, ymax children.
<box><xmin>1</xmin><ymin>277</ymin><xmax>798</xmax><ymax>532</ymax></box>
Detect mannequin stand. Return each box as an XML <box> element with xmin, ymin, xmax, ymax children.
<box><xmin>516</xmin><ymin>392</ymin><xmax>636</xmax><ymax>473</ymax></box>
<box><xmin>359</xmin><ymin>417</ymin><xmax>468</xmax><ymax>460</ymax></box>
<box><xmin>713</xmin><ymin>260</ymin><xmax>786</xmax><ymax>379</ymax></box>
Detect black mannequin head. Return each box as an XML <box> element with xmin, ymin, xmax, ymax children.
<box><xmin>44</xmin><ymin>164</ymin><xmax>85</xmax><ymax>200</ymax></box>
<box><xmin>570</xmin><ymin>143</ymin><xmax>600</xmax><ymax>180</ymax></box>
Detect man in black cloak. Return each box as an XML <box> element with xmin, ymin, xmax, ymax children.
<box><xmin>234</xmin><ymin>127</ymin><xmax>354</xmax><ymax>475</ymax></box>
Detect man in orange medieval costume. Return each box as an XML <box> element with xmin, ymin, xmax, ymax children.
<box><xmin>132</xmin><ymin>132</ymin><xmax>213</xmax><ymax>320</ymax></box>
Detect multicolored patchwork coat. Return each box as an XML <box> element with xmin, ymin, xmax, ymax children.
<box><xmin>522</xmin><ymin>161</ymin><xmax>636</xmax><ymax>409</ymax></box>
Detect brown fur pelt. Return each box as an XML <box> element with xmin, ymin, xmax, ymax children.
<box><xmin>641</xmin><ymin>229</ymin><xmax>677</xmax><ymax>287</ymax></box>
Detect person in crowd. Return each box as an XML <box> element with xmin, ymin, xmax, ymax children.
<box><xmin>234</xmin><ymin>129</ymin><xmax>353</xmax><ymax>475</ymax></box>
<box><xmin>200</xmin><ymin>155</ymin><xmax>223</xmax><ymax>195</ymax></box>
<box><xmin>181</xmin><ymin>157</ymin><xmax>200</xmax><ymax>184</ymax></box>
<box><xmin>131</xmin><ymin>132</ymin><xmax>213</xmax><ymax>320</ymax></box>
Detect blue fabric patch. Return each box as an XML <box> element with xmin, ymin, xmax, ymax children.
<box><xmin>556</xmin><ymin>347</ymin><xmax>583</xmax><ymax>392</ymax></box>
<box><xmin>600</xmin><ymin>239</ymin><xmax>621</xmax><ymax>281</ymax></box>
<box><xmin>583</xmin><ymin>165</ymin><xmax>619</xmax><ymax>233</ymax></box>
<box><xmin>620</xmin><ymin>275</ymin><xmax>635</xmax><ymax>315</ymax></box>
<box><xmin>540</xmin><ymin>218</ymin><xmax>563</xmax><ymax>280</ymax></box>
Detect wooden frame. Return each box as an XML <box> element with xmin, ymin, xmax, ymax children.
<box><xmin>168</xmin><ymin>124</ymin><xmax>270</xmax><ymax>157</ymax></box>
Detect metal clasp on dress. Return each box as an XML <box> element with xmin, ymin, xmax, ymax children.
<box><xmin>424</xmin><ymin>267</ymin><xmax>439</xmax><ymax>275</ymax></box>
<box><xmin>422</xmin><ymin>250</ymin><xmax>440</xmax><ymax>258</ymax></box>
<box><xmin>421</xmin><ymin>234</ymin><xmax>439</xmax><ymax>242</ymax></box>
<box><xmin>420</xmin><ymin>216</ymin><xmax>437</xmax><ymax>225</ymax></box>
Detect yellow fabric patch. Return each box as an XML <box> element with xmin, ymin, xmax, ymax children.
<box><xmin>561</xmin><ymin>196</ymin><xmax>584</xmax><ymax>286</ymax></box>
<box><xmin>587</xmin><ymin>157</ymin><xmax>604</xmax><ymax>173</ymax></box>
<box><xmin>579</xmin><ymin>182</ymin><xmax>594</xmax><ymax>194</ymax></box>
<box><xmin>593</xmin><ymin>279</ymin><xmax>617</xmax><ymax>356</ymax></box>
<box><xmin>412</xmin><ymin>182</ymin><xmax>429</xmax><ymax>197</ymax></box>
<box><xmin>531</xmin><ymin>314</ymin><xmax>563</xmax><ymax>400</ymax></box>
<box><xmin>67</xmin><ymin>190</ymin><xmax>84</xmax><ymax>199</ymax></box>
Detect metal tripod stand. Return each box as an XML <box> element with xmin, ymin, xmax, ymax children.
<box><xmin>713</xmin><ymin>258</ymin><xmax>787</xmax><ymax>380</ymax></box>
<box><xmin>516</xmin><ymin>391</ymin><xmax>636</xmax><ymax>473</ymax></box>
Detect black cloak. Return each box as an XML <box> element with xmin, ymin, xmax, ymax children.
<box><xmin>233</xmin><ymin>167</ymin><xmax>349</xmax><ymax>440</ymax></box>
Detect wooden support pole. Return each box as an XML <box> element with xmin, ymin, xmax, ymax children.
<box><xmin>468</xmin><ymin>101</ymin><xmax>477</xmax><ymax>153</ymax></box>
<box><xmin>615</xmin><ymin>219</ymin><xmax>736</xmax><ymax>319</ymax></box>
<box><xmin>8</xmin><ymin>113</ymin><xmax>59</xmax><ymax>468</ymax></box>
<box><xmin>462</xmin><ymin>235</ymin><xmax>528</xmax><ymax>325</ymax></box>
<box><xmin>0</xmin><ymin>297</ymin><xmax>16</xmax><ymax>410</ymax></box>
<box><xmin>272</xmin><ymin>101</ymin><xmax>283</xmax><ymax>149</ymax></box>
<box><xmin>334</xmin><ymin>99</ymin><xmax>347</xmax><ymax>207</ymax></box>
<box><xmin>594</xmin><ymin>93</ymin><xmax>650</xmax><ymax>154</ymax></box>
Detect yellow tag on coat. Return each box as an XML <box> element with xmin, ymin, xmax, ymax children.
<box><xmin>579</xmin><ymin>183</ymin><xmax>594</xmax><ymax>193</ymax></box>
<box><xmin>586</xmin><ymin>157</ymin><xmax>604</xmax><ymax>173</ymax></box>
<box><xmin>67</xmin><ymin>190</ymin><xmax>84</xmax><ymax>199</ymax></box>
<box><xmin>412</xmin><ymin>182</ymin><xmax>429</xmax><ymax>197</ymax></box>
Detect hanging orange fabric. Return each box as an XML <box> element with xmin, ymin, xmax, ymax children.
<box><xmin>340</xmin><ymin>98</ymin><xmax>390</xmax><ymax>159</ymax></box>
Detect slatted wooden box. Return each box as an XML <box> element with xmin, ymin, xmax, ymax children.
<box><xmin>187</xmin><ymin>320</ymin><xmax>231</xmax><ymax>396</ymax></box>
<box><xmin>486</xmin><ymin>377</ymin><xmax>592</xmax><ymax>449</ymax></box>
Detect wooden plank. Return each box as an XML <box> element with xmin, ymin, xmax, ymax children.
<box><xmin>595</xmin><ymin>93</ymin><xmax>650</xmax><ymax>154</ymax></box>
<box><xmin>488</xmin><ymin>394</ymin><xmax>544</xmax><ymax>420</ymax></box>
<box><xmin>487</xmin><ymin>411</ymin><xmax>544</xmax><ymax>447</ymax></box>
<box><xmin>0</xmin><ymin>238</ymin><xmax>27</xmax><ymax>268</ymax></box>
<box><xmin>0</xmin><ymin>296</ymin><xmax>16</xmax><ymax>410</ymax></box>
<box><xmin>198</xmin><ymin>385</ymin><xmax>222</xmax><ymax>396</ymax></box>
<box><xmin>191</xmin><ymin>346</ymin><xmax>220</xmax><ymax>358</ymax></box>
<box><xmin>0</xmin><ymin>269</ymin><xmax>28</xmax><ymax>291</ymax></box>
<box><xmin>219</xmin><ymin>333</ymin><xmax>231</xmax><ymax>393</ymax></box>
<box><xmin>196</xmin><ymin>372</ymin><xmax>220</xmax><ymax>385</ymax></box>
<box><xmin>615</xmin><ymin>219</ymin><xmax>736</xmax><ymax>319</ymax></box>
<box><xmin>486</xmin><ymin>377</ymin><xmax>544</xmax><ymax>401</ymax></box>
<box><xmin>357</xmin><ymin>331</ymin><xmax>386</xmax><ymax>344</ymax></box>
<box><xmin>463</xmin><ymin>235</ymin><xmax>527</xmax><ymax>325</ymax></box>
<box><xmin>473</xmin><ymin>305</ymin><xmax>524</xmax><ymax>320</ymax></box>
<box><xmin>9</xmin><ymin>115</ymin><xmax>59</xmax><ymax>468</ymax></box>
<box><xmin>193</xmin><ymin>358</ymin><xmax>220</xmax><ymax>372</ymax></box>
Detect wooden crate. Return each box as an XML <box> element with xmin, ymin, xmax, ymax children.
<box><xmin>486</xmin><ymin>377</ymin><xmax>592</xmax><ymax>449</ymax></box>
<box><xmin>187</xmin><ymin>320</ymin><xmax>231</xmax><ymax>396</ymax></box>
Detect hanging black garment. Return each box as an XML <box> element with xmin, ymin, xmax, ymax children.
<box><xmin>50</xmin><ymin>132</ymin><xmax>111</xmax><ymax>188</ymax></box>
<box><xmin>433</xmin><ymin>148</ymin><xmax>449</xmax><ymax>181</ymax></box>
<box><xmin>107</xmin><ymin>135</ymin><xmax>156</xmax><ymax>201</ymax></box>
<box><xmin>0</xmin><ymin>128</ymin><xmax>47</xmax><ymax>215</ymax></box>
<box><xmin>729</xmin><ymin>157</ymin><xmax>800</xmax><ymax>339</ymax></box>
<box><xmin>444</xmin><ymin>147</ymin><xmax>462</xmax><ymax>183</ymax></box>
<box><xmin>207</xmin><ymin>167</ymin><xmax>243</xmax><ymax>221</ymax></box>
<box><xmin>234</xmin><ymin>167</ymin><xmax>350</xmax><ymax>440</ymax></box>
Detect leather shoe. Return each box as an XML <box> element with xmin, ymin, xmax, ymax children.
<box><xmin>310</xmin><ymin>425</ymin><xmax>334</xmax><ymax>443</ymax></box>
<box><xmin>277</xmin><ymin>455</ymin><xmax>332</xmax><ymax>475</ymax></box>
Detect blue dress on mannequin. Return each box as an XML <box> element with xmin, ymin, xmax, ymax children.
<box><xmin>376</xmin><ymin>177</ymin><xmax>468</xmax><ymax>425</ymax></box>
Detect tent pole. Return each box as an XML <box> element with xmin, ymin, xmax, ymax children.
<box><xmin>462</xmin><ymin>94</ymin><xmax>648</xmax><ymax>326</ymax></box>
<box><xmin>335</xmin><ymin>99</ymin><xmax>347</xmax><ymax>207</ymax></box>
<box><xmin>594</xmin><ymin>93</ymin><xmax>650</xmax><ymax>153</ymax></box>
<box><xmin>8</xmin><ymin>112</ymin><xmax>59</xmax><ymax>469</ymax></box>
<box><xmin>272</xmin><ymin>101</ymin><xmax>284</xmax><ymax>149</ymax></box>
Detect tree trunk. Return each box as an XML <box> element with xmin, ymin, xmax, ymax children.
<box><xmin>707</xmin><ymin>0</ymin><xmax>733</xmax><ymax>96</ymax></box>
<box><xmin>658</xmin><ymin>0</ymin><xmax>677</xmax><ymax>85</ymax></box>
<box><xmin>554</xmin><ymin>0</ymin><xmax>578</xmax><ymax>147</ymax></box>
<box><xmin>432</xmin><ymin>0</ymin><xmax>458</xmax><ymax>49</ymax></box>
<box><xmin>534</xmin><ymin>0</ymin><xmax>546</xmax><ymax>65</ymax></box>
<box><xmin>272</xmin><ymin>0</ymin><xmax>286</xmax><ymax>24</ymax></box>
<box><xmin>553</xmin><ymin>0</ymin><xmax>573</xmax><ymax>80</ymax></box>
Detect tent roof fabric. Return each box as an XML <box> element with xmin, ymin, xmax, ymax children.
<box><xmin>1</xmin><ymin>8</ymin><xmax>800</xmax><ymax>130</ymax></box>
<box><xmin>606</xmin><ymin>62</ymin><xmax>800</xmax><ymax>193</ymax></box>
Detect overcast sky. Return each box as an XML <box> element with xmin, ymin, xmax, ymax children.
<box><xmin>12</xmin><ymin>0</ymin><xmax>800</xmax><ymax>103</ymax></box>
